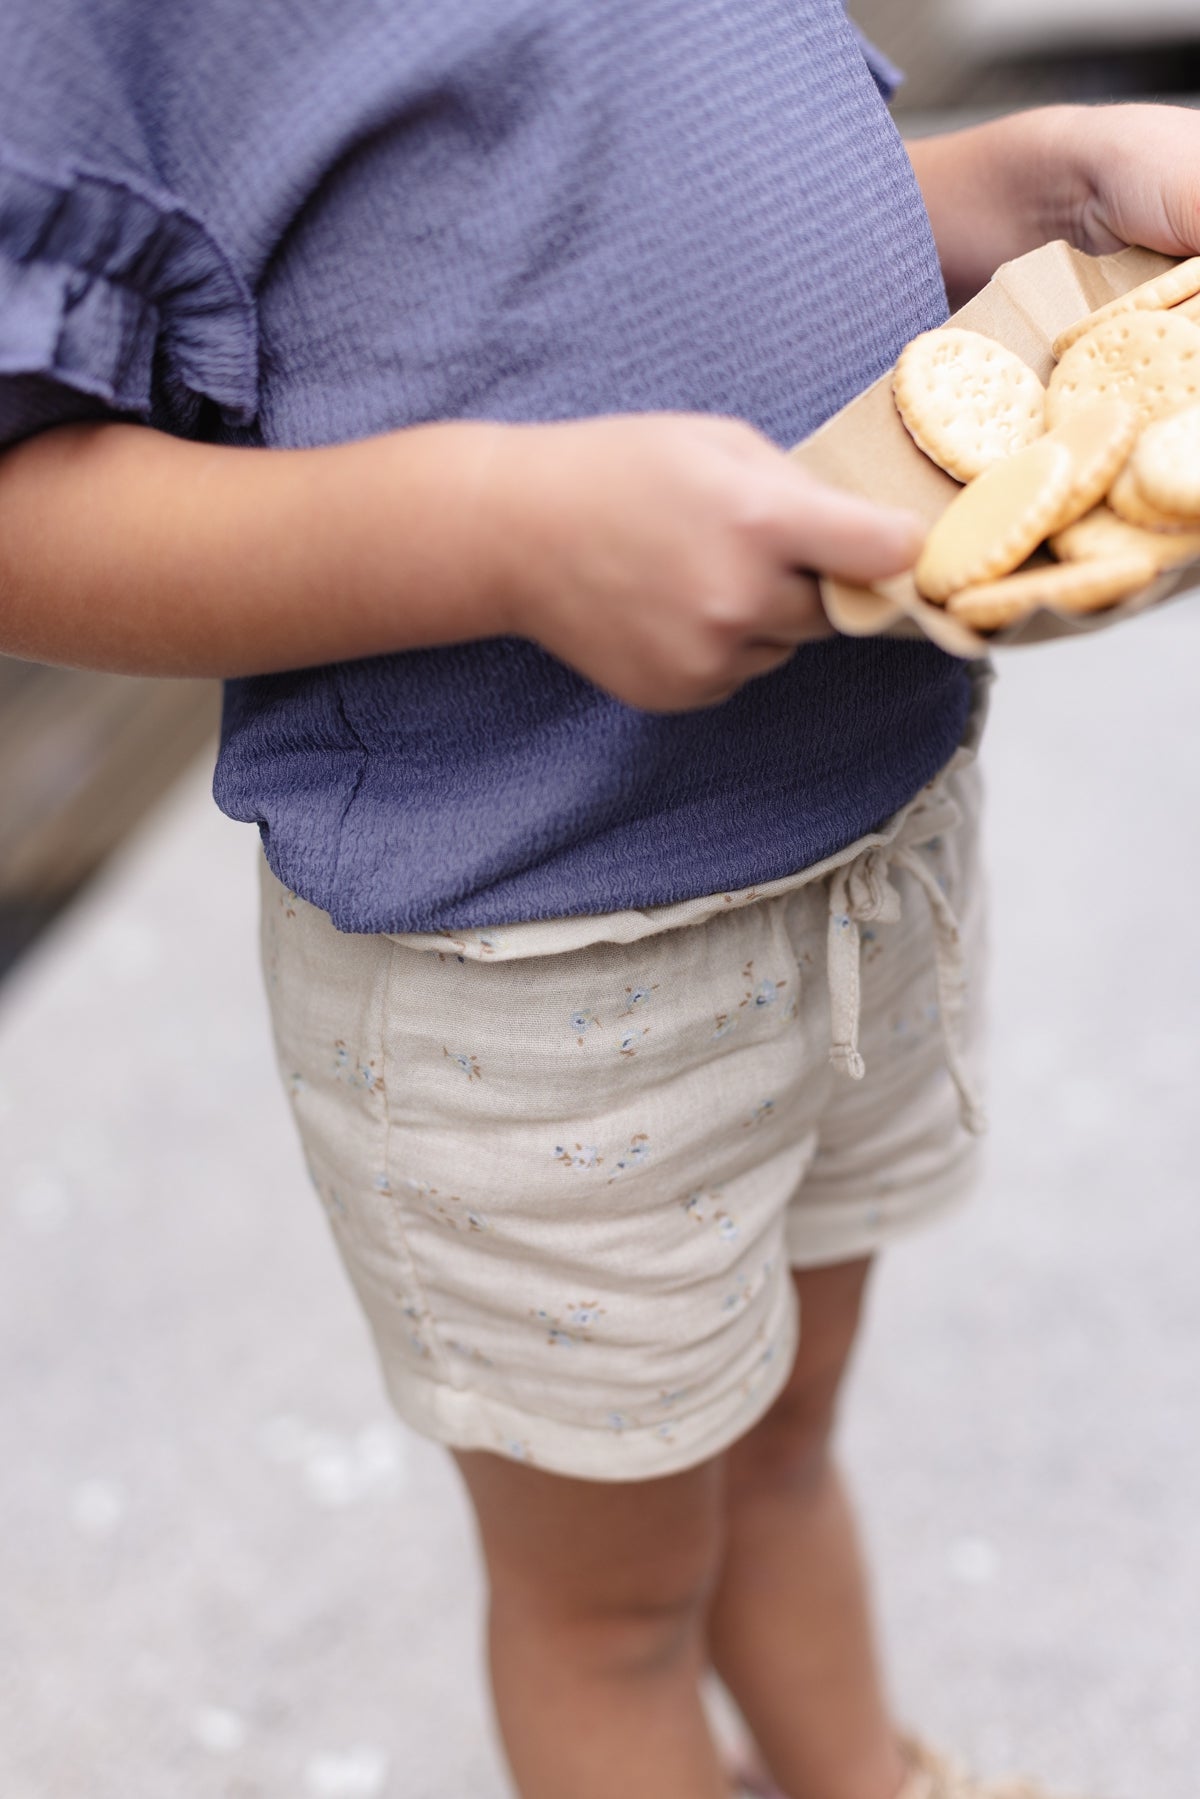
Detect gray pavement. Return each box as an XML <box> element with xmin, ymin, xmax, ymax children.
<box><xmin>3</xmin><ymin>598</ymin><xmax>1200</xmax><ymax>1799</ymax></box>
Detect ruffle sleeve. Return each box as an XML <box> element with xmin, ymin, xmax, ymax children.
<box><xmin>0</xmin><ymin>143</ymin><xmax>258</xmax><ymax>449</ymax></box>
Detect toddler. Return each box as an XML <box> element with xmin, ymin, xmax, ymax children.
<box><xmin>3</xmin><ymin>3</ymin><xmax>1199</xmax><ymax>1794</ymax></box>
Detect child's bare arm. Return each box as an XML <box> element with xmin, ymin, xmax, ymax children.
<box><xmin>908</xmin><ymin>104</ymin><xmax>1200</xmax><ymax>307</ymax></box>
<box><xmin>0</xmin><ymin>418</ymin><xmax>513</xmax><ymax>679</ymax></box>
<box><xmin>0</xmin><ymin>411</ymin><xmax>923</xmax><ymax>712</ymax></box>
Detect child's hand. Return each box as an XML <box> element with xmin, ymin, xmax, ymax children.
<box><xmin>1063</xmin><ymin>104</ymin><xmax>1200</xmax><ymax>263</ymax></box>
<box><xmin>910</xmin><ymin>104</ymin><xmax>1200</xmax><ymax>306</ymax></box>
<box><xmin>487</xmin><ymin>414</ymin><xmax>924</xmax><ymax>712</ymax></box>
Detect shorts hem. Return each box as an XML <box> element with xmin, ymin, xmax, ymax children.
<box><xmin>783</xmin><ymin>1138</ymin><xmax>983</xmax><ymax>1270</ymax></box>
<box><xmin>373</xmin><ymin>1298</ymin><xmax>801</xmax><ymax>1483</ymax></box>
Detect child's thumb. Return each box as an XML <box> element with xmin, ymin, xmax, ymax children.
<box><xmin>778</xmin><ymin>470</ymin><xmax>926</xmax><ymax>584</ymax></box>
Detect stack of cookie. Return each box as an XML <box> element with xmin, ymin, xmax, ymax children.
<box><xmin>893</xmin><ymin>257</ymin><xmax>1200</xmax><ymax>632</ymax></box>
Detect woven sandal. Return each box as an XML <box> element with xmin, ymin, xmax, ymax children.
<box><xmin>729</xmin><ymin>1776</ymin><xmax>783</xmax><ymax>1799</ymax></box>
<box><xmin>728</xmin><ymin>1734</ymin><xmax>1070</xmax><ymax>1799</ymax></box>
<box><xmin>898</xmin><ymin>1732</ymin><xmax>1075</xmax><ymax>1799</ymax></box>
<box><xmin>726</xmin><ymin>1762</ymin><xmax>783</xmax><ymax>1799</ymax></box>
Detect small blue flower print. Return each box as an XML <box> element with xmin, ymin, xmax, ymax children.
<box><xmin>554</xmin><ymin>1142</ymin><xmax>603</xmax><ymax>1171</ymax></box>
<box><xmin>742</xmin><ymin>1098</ymin><xmax>776</xmax><ymax>1129</ymax></box>
<box><xmin>531</xmin><ymin>1308</ymin><xmax>577</xmax><ymax>1348</ymax></box>
<box><xmin>735</xmin><ymin>960</ymin><xmax>787</xmax><ymax>1013</ymax></box>
<box><xmin>682</xmin><ymin>1190</ymin><xmax>737</xmax><ymax>1241</ymax></box>
<box><xmin>444</xmin><ymin>1048</ymin><xmax>482</xmax><ymax>1080</ymax></box>
<box><xmin>400</xmin><ymin>1302</ymin><xmax>432</xmax><ymax>1360</ymax></box>
<box><xmin>619</xmin><ymin>983</ymin><xmax>659</xmax><ymax>1017</ymax></box>
<box><xmin>332</xmin><ymin>1039</ymin><xmax>383</xmax><ymax>1092</ymax></box>
<box><xmin>571</xmin><ymin>1009</ymin><xmax>601</xmax><ymax>1045</ymax></box>
<box><xmin>722</xmin><ymin>1278</ymin><xmax>752</xmax><ymax>1313</ymax></box>
<box><xmin>532</xmin><ymin>1301</ymin><xmax>605</xmax><ymax>1346</ymax></box>
<box><xmin>607</xmin><ymin>1134</ymin><xmax>650</xmax><ymax>1181</ymax></box>
<box><xmin>427</xmin><ymin>1194</ymin><xmax>490</xmax><ymax>1233</ymax></box>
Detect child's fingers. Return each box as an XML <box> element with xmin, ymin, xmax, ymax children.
<box><xmin>744</xmin><ymin>571</ymin><xmax>834</xmax><ymax>647</ymax></box>
<box><xmin>767</xmin><ymin>468</ymin><xmax>925</xmax><ymax>584</ymax></box>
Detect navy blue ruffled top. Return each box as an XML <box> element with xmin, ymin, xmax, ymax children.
<box><xmin>0</xmin><ymin>0</ymin><xmax>970</xmax><ymax>934</ymax></box>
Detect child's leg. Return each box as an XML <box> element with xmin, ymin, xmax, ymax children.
<box><xmin>454</xmin><ymin>1448</ymin><xmax>731</xmax><ymax>1799</ymax></box>
<box><xmin>707</xmin><ymin>1256</ymin><xmax>906</xmax><ymax>1799</ymax></box>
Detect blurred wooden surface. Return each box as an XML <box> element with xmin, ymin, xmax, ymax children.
<box><xmin>0</xmin><ymin>656</ymin><xmax>219</xmax><ymax>976</ymax></box>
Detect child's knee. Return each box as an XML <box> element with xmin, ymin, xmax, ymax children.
<box><xmin>457</xmin><ymin>1449</ymin><xmax>726</xmax><ymax>1656</ymax></box>
<box><xmin>494</xmin><ymin>1573</ymin><xmax>717</xmax><ymax>1682</ymax></box>
<box><xmin>493</xmin><ymin>1501</ymin><xmax>723</xmax><ymax>1637</ymax></box>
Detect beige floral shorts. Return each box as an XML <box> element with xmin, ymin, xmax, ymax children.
<box><xmin>258</xmin><ymin>684</ymin><xmax>988</xmax><ymax>1481</ymax></box>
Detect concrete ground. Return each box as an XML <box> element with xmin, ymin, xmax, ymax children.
<box><xmin>2</xmin><ymin>596</ymin><xmax>1200</xmax><ymax>1799</ymax></box>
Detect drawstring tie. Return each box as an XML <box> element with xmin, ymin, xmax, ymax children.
<box><xmin>826</xmin><ymin>785</ymin><xmax>987</xmax><ymax>1136</ymax></box>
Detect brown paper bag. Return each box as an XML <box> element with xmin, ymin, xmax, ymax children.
<box><xmin>789</xmin><ymin>242</ymin><xmax>1200</xmax><ymax>656</ymax></box>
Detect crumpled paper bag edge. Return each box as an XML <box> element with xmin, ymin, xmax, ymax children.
<box><xmin>790</xmin><ymin>239</ymin><xmax>1200</xmax><ymax>656</ymax></box>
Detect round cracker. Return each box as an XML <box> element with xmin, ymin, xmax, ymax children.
<box><xmin>1108</xmin><ymin>461</ymin><xmax>1200</xmax><ymax>532</ymax></box>
<box><xmin>1173</xmin><ymin>293</ymin><xmax>1200</xmax><ymax>324</ymax></box>
<box><xmin>1046</xmin><ymin>311</ymin><xmax>1200</xmax><ymax>431</ymax></box>
<box><xmin>1041</xmin><ymin>398</ymin><xmax>1140</xmax><ymax>532</ymax></box>
<box><xmin>1052</xmin><ymin>506</ymin><xmax>1200</xmax><ymax>573</ymax></box>
<box><xmin>945</xmin><ymin>554</ymin><xmax>1158</xmax><ymax>632</ymax></box>
<box><xmin>892</xmin><ymin>327</ymin><xmax>1046</xmax><ymax>481</ymax></box>
<box><xmin>1052</xmin><ymin>256</ymin><xmax>1200</xmax><ymax>358</ymax></box>
<box><xmin>915</xmin><ymin>437</ymin><xmax>1074</xmax><ymax>604</ymax></box>
<box><xmin>1130</xmin><ymin>403</ymin><xmax>1200</xmax><ymax>518</ymax></box>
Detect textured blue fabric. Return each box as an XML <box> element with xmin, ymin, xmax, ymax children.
<box><xmin>0</xmin><ymin>0</ymin><xmax>970</xmax><ymax>933</ymax></box>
